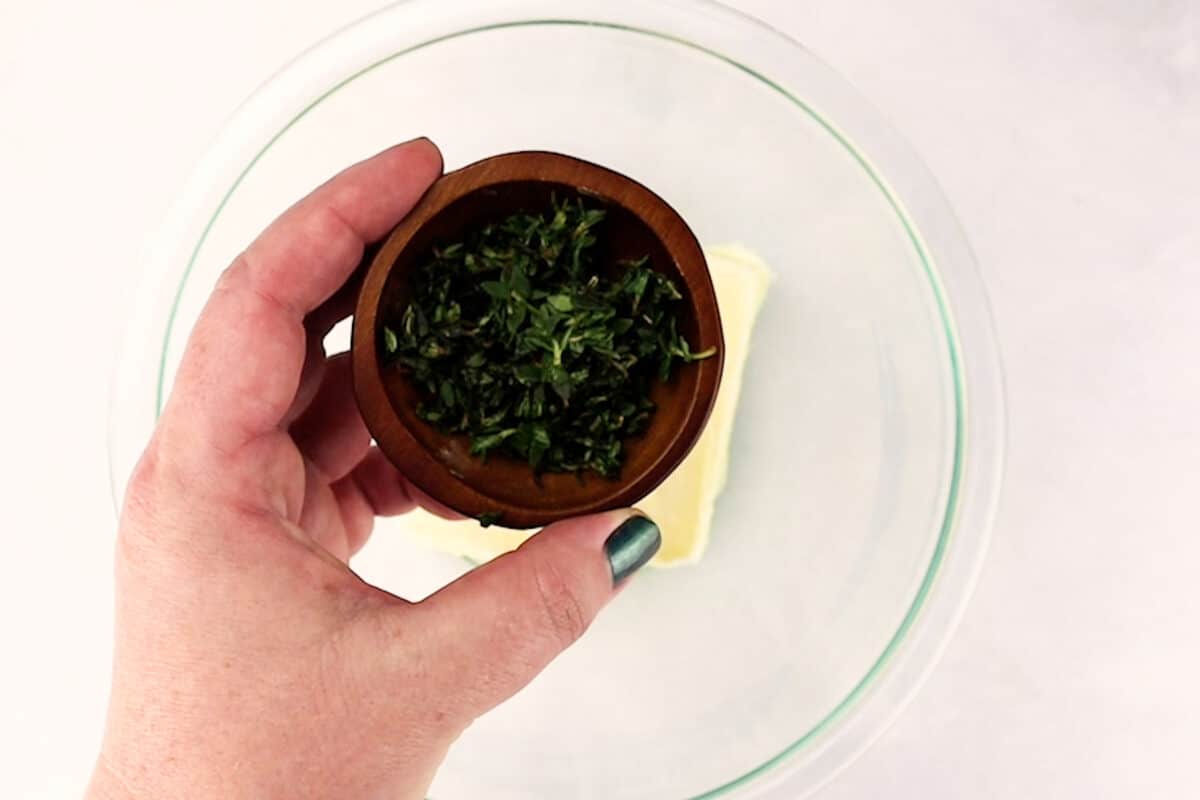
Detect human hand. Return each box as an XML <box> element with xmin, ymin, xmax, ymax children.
<box><xmin>87</xmin><ymin>139</ymin><xmax>661</xmax><ymax>800</ymax></box>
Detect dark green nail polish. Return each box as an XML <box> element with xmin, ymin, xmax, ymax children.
<box><xmin>605</xmin><ymin>515</ymin><xmax>661</xmax><ymax>585</ymax></box>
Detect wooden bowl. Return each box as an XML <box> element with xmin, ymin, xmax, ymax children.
<box><xmin>352</xmin><ymin>151</ymin><xmax>724</xmax><ymax>528</ymax></box>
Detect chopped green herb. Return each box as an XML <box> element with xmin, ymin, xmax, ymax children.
<box><xmin>477</xmin><ymin>511</ymin><xmax>505</xmax><ymax>528</ymax></box>
<box><xmin>382</xmin><ymin>326</ymin><xmax>399</xmax><ymax>355</ymax></box>
<box><xmin>383</xmin><ymin>195</ymin><xmax>713</xmax><ymax>478</ymax></box>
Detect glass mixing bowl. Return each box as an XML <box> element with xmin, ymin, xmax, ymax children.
<box><xmin>109</xmin><ymin>1</ymin><xmax>1005</xmax><ymax>797</ymax></box>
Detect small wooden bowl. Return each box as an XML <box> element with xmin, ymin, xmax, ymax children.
<box><xmin>352</xmin><ymin>152</ymin><xmax>724</xmax><ymax>528</ymax></box>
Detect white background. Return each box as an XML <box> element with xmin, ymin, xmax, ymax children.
<box><xmin>2</xmin><ymin>1</ymin><xmax>1198</xmax><ymax>797</ymax></box>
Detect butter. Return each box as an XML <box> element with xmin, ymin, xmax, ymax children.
<box><xmin>395</xmin><ymin>244</ymin><xmax>771</xmax><ymax>567</ymax></box>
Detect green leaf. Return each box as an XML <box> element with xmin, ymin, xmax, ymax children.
<box><xmin>527</xmin><ymin>423</ymin><xmax>551</xmax><ymax>469</ymax></box>
<box><xmin>382</xmin><ymin>326</ymin><xmax>398</xmax><ymax>354</ymax></box>
<box><xmin>547</xmin><ymin>363</ymin><xmax>573</xmax><ymax>405</ymax></box>
<box><xmin>510</xmin><ymin>261</ymin><xmax>532</xmax><ymax>298</ymax></box>
<box><xmin>624</xmin><ymin>269</ymin><xmax>650</xmax><ymax>309</ymax></box>
<box><xmin>470</xmin><ymin>428</ymin><xmax>517</xmax><ymax>456</ymax></box>
<box><xmin>482</xmin><ymin>280</ymin><xmax>509</xmax><ymax>300</ymax></box>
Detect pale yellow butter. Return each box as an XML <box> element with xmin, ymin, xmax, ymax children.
<box><xmin>395</xmin><ymin>244</ymin><xmax>772</xmax><ymax>567</ymax></box>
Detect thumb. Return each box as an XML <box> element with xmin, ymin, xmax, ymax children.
<box><xmin>415</xmin><ymin>510</ymin><xmax>660</xmax><ymax>718</ymax></box>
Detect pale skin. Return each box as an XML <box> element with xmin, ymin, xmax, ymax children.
<box><xmin>87</xmin><ymin>139</ymin><xmax>649</xmax><ymax>799</ymax></box>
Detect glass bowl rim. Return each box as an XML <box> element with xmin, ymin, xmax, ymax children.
<box><xmin>108</xmin><ymin>2</ymin><xmax>1007</xmax><ymax>797</ymax></box>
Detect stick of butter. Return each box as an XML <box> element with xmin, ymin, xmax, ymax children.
<box><xmin>394</xmin><ymin>244</ymin><xmax>772</xmax><ymax>567</ymax></box>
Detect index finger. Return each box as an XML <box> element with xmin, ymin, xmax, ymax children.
<box><xmin>162</xmin><ymin>138</ymin><xmax>443</xmax><ymax>455</ymax></box>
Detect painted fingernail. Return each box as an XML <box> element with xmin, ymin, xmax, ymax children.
<box><xmin>604</xmin><ymin>514</ymin><xmax>661</xmax><ymax>585</ymax></box>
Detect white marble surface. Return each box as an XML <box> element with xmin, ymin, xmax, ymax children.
<box><xmin>1</xmin><ymin>1</ymin><xmax>1197</xmax><ymax>797</ymax></box>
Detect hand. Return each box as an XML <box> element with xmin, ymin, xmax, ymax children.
<box><xmin>87</xmin><ymin>139</ymin><xmax>661</xmax><ymax>800</ymax></box>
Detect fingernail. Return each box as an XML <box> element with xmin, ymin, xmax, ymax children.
<box><xmin>402</xmin><ymin>136</ymin><xmax>439</xmax><ymax>155</ymax></box>
<box><xmin>604</xmin><ymin>514</ymin><xmax>661</xmax><ymax>585</ymax></box>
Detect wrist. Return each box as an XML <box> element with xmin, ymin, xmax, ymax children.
<box><xmin>86</xmin><ymin>751</ymin><xmax>226</xmax><ymax>800</ymax></box>
<box><xmin>85</xmin><ymin>758</ymin><xmax>141</xmax><ymax>800</ymax></box>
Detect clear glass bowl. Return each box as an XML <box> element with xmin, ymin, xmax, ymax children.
<box><xmin>109</xmin><ymin>1</ymin><xmax>1005</xmax><ymax>797</ymax></box>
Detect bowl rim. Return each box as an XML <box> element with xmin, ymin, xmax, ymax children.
<box><xmin>351</xmin><ymin>150</ymin><xmax>725</xmax><ymax>528</ymax></box>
